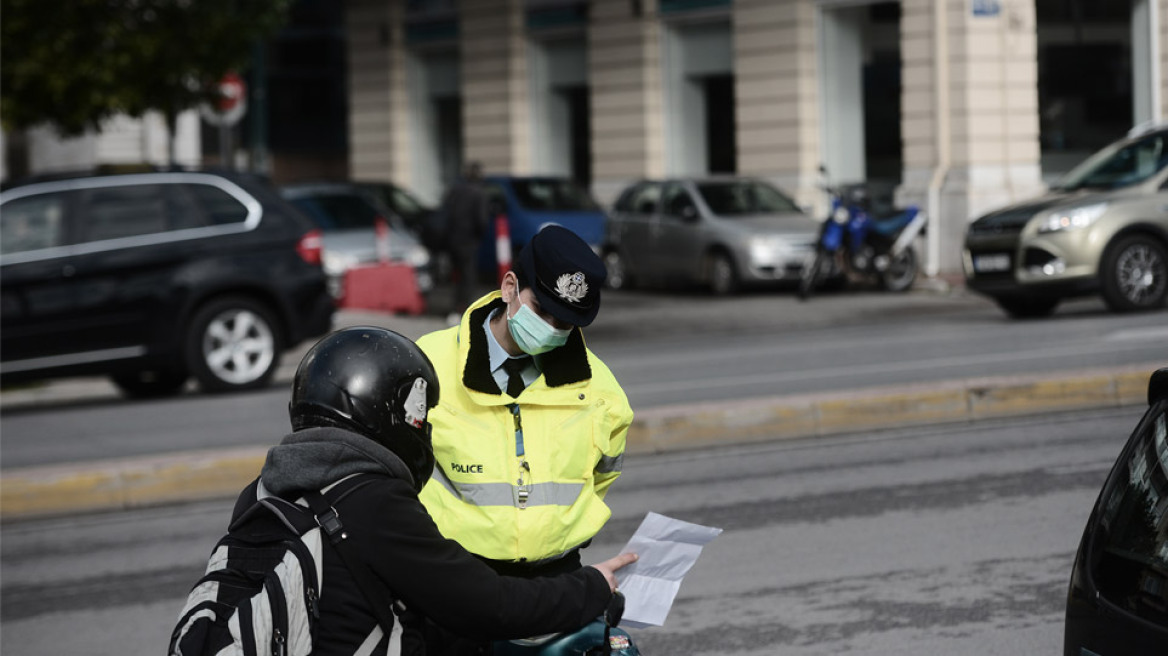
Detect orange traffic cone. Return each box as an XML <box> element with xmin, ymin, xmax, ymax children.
<box><xmin>495</xmin><ymin>213</ymin><xmax>511</xmax><ymax>285</ymax></box>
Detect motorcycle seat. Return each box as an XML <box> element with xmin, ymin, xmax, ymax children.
<box><xmin>869</xmin><ymin>206</ymin><xmax>920</xmax><ymax>236</ymax></box>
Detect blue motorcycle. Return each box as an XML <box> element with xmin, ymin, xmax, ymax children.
<box><xmin>493</xmin><ymin>620</ymin><xmax>641</xmax><ymax>656</ymax></box>
<box><xmin>493</xmin><ymin>593</ymin><xmax>642</xmax><ymax>656</ymax></box>
<box><xmin>798</xmin><ymin>180</ymin><xmax>925</xmax><ymax>300</ymax></box>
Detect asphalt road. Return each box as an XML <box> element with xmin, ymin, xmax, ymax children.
<box><xmin>2</xmin><ymin>287</ymin><xmax>1164</xmax><ymax>470</ymax></box>
<box><xmin>0</xmin><ymin>406</ymin><xmax>1141</xmax><ymax>655</ymax></box>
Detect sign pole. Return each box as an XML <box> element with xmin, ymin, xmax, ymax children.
<box><xmin>219</xmin><ymin>125</ymin><xmax>231</xmax><ymax>170</ymax></box>
<box><xmin>201</xmin><ymin>72</ymin><xmax>248</xmax><ymax>171</ymax></box>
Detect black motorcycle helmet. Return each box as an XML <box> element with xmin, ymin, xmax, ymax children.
<box><xmin>288</xmin><ymin>326</ymin><xmax>441</xmax><ymax>492</ymax></box>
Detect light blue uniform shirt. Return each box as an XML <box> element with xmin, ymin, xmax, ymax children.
<box><xmin>484</xmin><ymin>310</ymin><xmax>538</xmax><ymax>393</ymax></box>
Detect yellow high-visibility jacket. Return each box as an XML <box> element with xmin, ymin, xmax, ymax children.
<box><xmin>416</xmin><ymin>292</ymin><xmax>634</xmax><ymax>563</ymax></box>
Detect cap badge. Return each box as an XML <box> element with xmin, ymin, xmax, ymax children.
<box><xmin>555</xmin><ymin>272</ymin><xmax>589</xmax><ymax>304</ymax></box>
<box><xmin>403</xmin><ymin>377</ymin><xmax>428</xmax><ymax>428</ymax></box>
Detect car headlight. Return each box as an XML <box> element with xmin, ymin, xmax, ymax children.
<box><xmin>1036</xmin><ymin>202</ymin><xmax>1108</xmax><ymax>234</ymax></box>
<box><xmin>404</xmin><ymin>244</ymin><xmax>430</xmax><ymax>268</ymax></box>
<box><xmin>321</xmin><ymin>250</ymin><xmax>360</xmax><ymax>276</ymax></box>
<box><xmin>749</xmin><ymin>236</ymin><xmax>785</xmax><ymax>265</ymax></box>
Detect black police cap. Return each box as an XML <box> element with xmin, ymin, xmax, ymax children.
<box><xmin>515</xmin><ymin>225</ymin><xmax>606</xmax><ymax>327</ymax></box>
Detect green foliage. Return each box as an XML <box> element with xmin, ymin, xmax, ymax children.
<box><xmin>1</xmin><ymin>0</ymin><xmax>293</xmax><ymax>137</ymax></box>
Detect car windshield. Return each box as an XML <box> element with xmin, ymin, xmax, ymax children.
<box><xmin>1055</xmin><ymin>130</ymin><xmax>1168</xmax><ymax>191</ymax></box>
<box><xmin>290</xmin><ymin>194</ymin><xmax>397</xmax><ymax>231</ymax></box>
<box><xmin>510</xmin><ymin>179</ymin><xmax>599</xmax><ymax>212</ymax></box>
<box><xmin>388</xmin><ymin>186</ymin><xmax>428</xmax><ymax>218</ymax></box>
<box><xmin>694</xmin><ymin>180</ymin><xmax>801</xmax><ymax>216</ymax></box>
<box><xmin>361</xmin><ymin>183</ymin><xmax>429</xmax><ymax>220</ymax></box>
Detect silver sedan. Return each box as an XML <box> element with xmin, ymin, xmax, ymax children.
<box><xmin>603</xmin><ymin>177</ymin><xmax>820</xmax><ymax>295</ymax></box>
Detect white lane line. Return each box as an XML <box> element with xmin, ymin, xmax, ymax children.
<box><xmin>612</xmin><ymin>321</ymin><xmax>1168</xmax><ymax>372</ymax></box>
<box><xmin>1104</xmin><ymin>326</ymin><xmax>1168</xmax><ymax>342</ymax></box>
<box><xmin>626</xmin><ymin>340</ymin><xmax>1165</xmax><ymax>396</ymax></box>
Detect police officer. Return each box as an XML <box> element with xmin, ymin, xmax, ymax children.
<box><xmin>175</xmin><ymin>326</ymin><xmax>635</xmax><ymax>656</ymax></box>
<box><xmin>415</xmin><ymin>226</ymin><xmax>634</xmax><ymax>652</ymax></box>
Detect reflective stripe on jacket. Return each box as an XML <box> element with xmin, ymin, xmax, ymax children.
<box><xmin>416</xmin><ymin>292</ymin><xmax>633</xmax><ymax>563</ymax></box>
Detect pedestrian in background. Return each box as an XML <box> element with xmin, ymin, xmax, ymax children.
<box><xmin>413</xmin><ymin>225</ymin><xmax>634</xmax><ymax>655</ymax></box>
<box><xmin>436</xmin><ymin>161</ymin><xmax>490</xmax><ymax>324</ymax></box>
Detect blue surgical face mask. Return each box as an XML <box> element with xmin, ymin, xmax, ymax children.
<box><xmin>507</xmin><ymin>300</ymin><xmax>571</xmax><ymax>355</ymax></box>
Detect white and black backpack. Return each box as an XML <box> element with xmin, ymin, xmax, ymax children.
<box><xmin>169</xmin><ymin>474</ymin><xmax>397</xmax><ymax>656</ymax></box>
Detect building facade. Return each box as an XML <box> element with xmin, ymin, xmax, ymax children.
<box><xmin>345</xmin><ymin>0</ymin><xmax>1167</xmax><ymax>277</ymax></box>
<box><xmin>1</xmin><ymin>111</ymin><xmax>203</xmax><ymax>182</ymax></box>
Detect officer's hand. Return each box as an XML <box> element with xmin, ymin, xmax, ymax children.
<box><xmin>589</xmin><ymin>552</ymin><xmax>637</xmax><ymax>592</ymax></box>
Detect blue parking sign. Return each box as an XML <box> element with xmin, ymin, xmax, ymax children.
<box><xmin>972</xmin><ymin>0</ymin><xmax>1001</xmax><ymax>17</ymax></box>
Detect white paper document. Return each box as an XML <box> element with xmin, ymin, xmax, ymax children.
<box><xmin>615</xmin><ymin>512</ymin><xmax>722</xmax><ymax>628</ymax></box>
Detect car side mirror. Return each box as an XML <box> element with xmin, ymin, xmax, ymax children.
<box><xmin>680</xmin><ymin>206</ymin><xmax>698</xmax><ymax>222</ymax></box>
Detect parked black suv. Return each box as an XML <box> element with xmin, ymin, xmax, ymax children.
<box><xmin>0</xmin><ymin>171</ymin><xmax>335</xmax><ymax>396</ymax></box>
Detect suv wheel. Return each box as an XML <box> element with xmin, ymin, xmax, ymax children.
<box><xmin>1100</xmin><ymin>235</ymin><xmax>1168</xmax><ymax>312</ymax></box>
<box><xmin>603</xmin><ymin>249</ymin><xmax>632</xmax><ymax>290</ymax></box>
<box><xmin>995</xmin><ymin>296</ymin><xmax>1060</xmax><ymax>319</ymax></box>
<box><xmin>707</xmin><ymin>251</ymin><xmax>739</xmax><ymax>296</ymax></box>
<box><xmin>187</xmin><ymin>297</ymin><xmax>282</xmax><ymax>393</ymax></box>
<box><xmin>111</xmin><ymin>368</ymin><xmax>189</xmax><ymax>398</ymax></box>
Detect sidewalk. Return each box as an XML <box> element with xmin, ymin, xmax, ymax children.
<box><xmin>1</xmin><ymin>360</ymin><xmax>1154</xmax><ymax>522</ymax></box>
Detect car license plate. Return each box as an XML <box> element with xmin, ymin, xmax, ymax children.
<box><xmin>974</xmin><ymin>254</ymin><xmax>1010</xmax><ymax>273</ymax></box>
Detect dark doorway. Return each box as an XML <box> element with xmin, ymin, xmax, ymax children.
<box><xmin>861</xmin><ymin>2</ymin><xmax>902</xmax><ymax>215</ymax></box>
<box><xmin>435</xmin><ymin>96</ymin><xmax>463</xmax><ymax>187</ymax></box>
<box><xmin>1035</xmin><ymin>0</ymin><xmax>1132</xmax><ymax>176</ymax></box>
<box><xmin>862</xmin><ymin>53</ymin><xmax>902</xmax><ymax>176</ymax></box>
<box><xmin>704</xmin><ymin>74</ymin><xmax>736</xmax><ymax>174</ymax></box>
<box><xmin>564</xmin><ymin>86</ymin><xmax>592</xmax><ymax>186</ymax></box>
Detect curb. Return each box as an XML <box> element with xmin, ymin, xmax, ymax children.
<box><xmin>0</xmin><ymin>364</ymin><xmax>1157</xmax><ymax>522</ymax></box>
<box><xmin>626</xmin><ymin>365</ymin><xmax>1153</xmax><ymax>452</ymax></box>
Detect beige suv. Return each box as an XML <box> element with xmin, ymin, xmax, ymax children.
<box><xmin>963</xmin><ymin>124</ymin><xmax>1168</xmax><ymax>318</ymax></box>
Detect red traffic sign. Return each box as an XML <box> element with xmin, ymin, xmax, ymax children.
<box><xmin>200</xmin><ymin>72</ymin><xmax>248</xmax><ymax>127</ymax></box>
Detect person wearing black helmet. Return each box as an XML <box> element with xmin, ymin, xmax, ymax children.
<box><xmin>221</xmin><ymin>326</ymin><xmax>635</xmax><ymax>655</ymax></box>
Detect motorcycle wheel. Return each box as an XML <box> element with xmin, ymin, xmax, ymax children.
<box><xmin>880</xmin><ymin>246</ymin><xmax>917</xmax><ymax>292</ymax></box>
<box><xmin>798</xmin><ymin>251</ymin><xmax>825</xmax><ymax>300</ymax></box>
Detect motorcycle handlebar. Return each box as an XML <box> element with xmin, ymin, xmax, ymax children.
<box><xmin>605</xmin><ymin>591</ymin><xmax>626</xmax><ymax>628</ymax></box>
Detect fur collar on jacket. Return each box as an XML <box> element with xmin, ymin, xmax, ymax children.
<box><xmin>462</xmin><ymin>298</ymin><xmax>592</xmax><ymax>394</ymax></box>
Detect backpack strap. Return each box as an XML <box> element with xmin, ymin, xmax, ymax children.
<box><xmin>304</xmin><ymin>476</ymin><xmax>399</xmax><ymax>638</ymax></box>
<box><xmin>236</xmin><ymin>473</ymin><xmax>381</xmax><ymax>536</ymax></box>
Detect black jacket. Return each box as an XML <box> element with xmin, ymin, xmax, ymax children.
<box><xmin>236</xmin><ymin>427</ymin><xmax>613</xmax><ymax>655</ymax></box>
<box><xmin>439</xmin><ymin>178</ymin><xmax>488</xmax><ymax>253</ymax></box>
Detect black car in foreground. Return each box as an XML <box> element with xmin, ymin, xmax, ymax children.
<box><xmin>0</xmin><ymin>170</ymin><xmax>335</xmax><ymax>396</ymax></box>
<box><xmin>1065</xmin><ymin>367</ymin><xmax>1168</xmax><ymax>654</ymax></box>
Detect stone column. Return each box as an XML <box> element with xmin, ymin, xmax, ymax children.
<box><xmin>1133</xmin><ymin>0</ymin><xmax>1165</xmax><ymax>125</ymax></box>
<box><xmin>733</xmin><ymin>0</ymin><xmax>822</xmax><ymax>211</ymax></box>
<box><xmin>461</xmin><ymin>0</ymin><xmax>530</xmax><ymax>174</ymax></box>
<box><xmin>346</xmin><ymin>0</ymin><xmax>412</xmax><ymax>185</ymax></box>
<box><xmin>589</xmin><ymin>0</ymin><xmax>665</xmax><ymax>205</ymax></box>
<box><xmin>1160</xmin><ymin>0</ymin><xmax>1168</xmax><ymax>120</ymax></box>
<box><xmin>898</xmin><ymin>0</ymin><xmax>1044</xmax><ymax>278</ymax></box>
